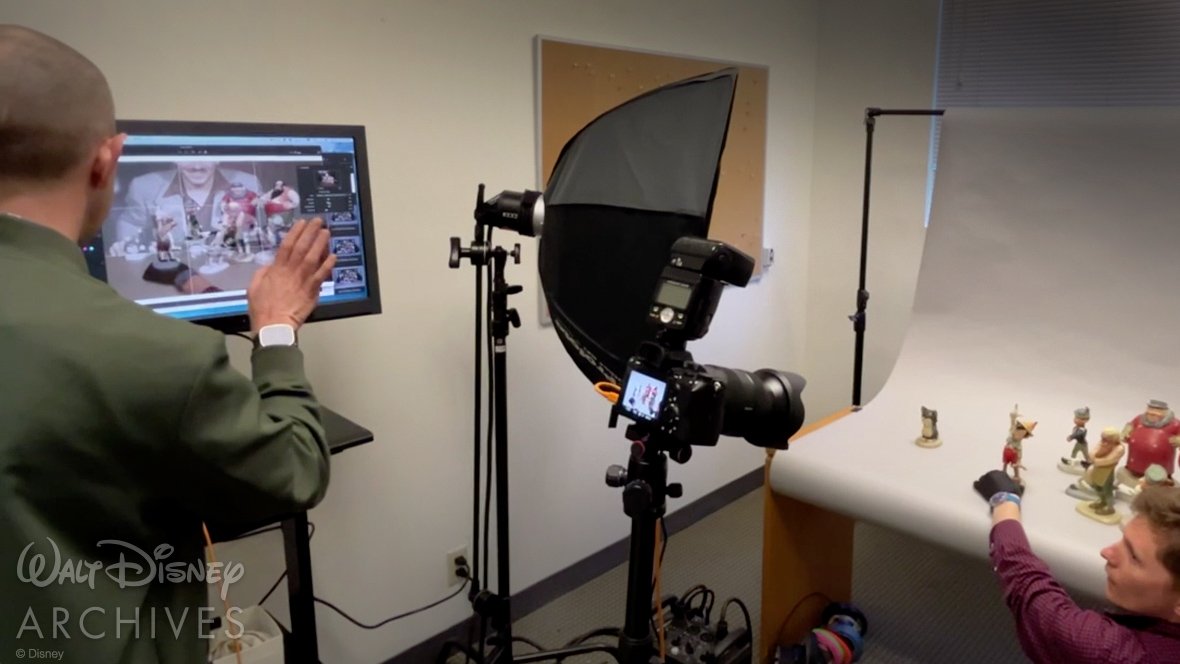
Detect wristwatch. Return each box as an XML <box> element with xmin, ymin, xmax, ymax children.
<box><xmin>255</xmin><ymin>323</ymin><xmax>297</xmax><ymax>348</ymax></box>
<box><xmin>989</xmin><ymin>491</ymin><xmax>1021</xmax><ymax>513</ymax></box>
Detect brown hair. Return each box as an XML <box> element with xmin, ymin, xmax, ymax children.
<box><xmin>1131</xmin><ymin>486</ymin><xmax>1180</xmax><ymax>588</ymax></box>
<box><xmin>0</xmin><ymin>25</ymin><xmax>115</xmax><ymax>183</ymax></box>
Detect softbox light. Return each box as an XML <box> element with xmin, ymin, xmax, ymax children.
<box><xmin>538</xmin><ymin>68</ymin><xmax>739</xmax><ymax>387</ymax></box>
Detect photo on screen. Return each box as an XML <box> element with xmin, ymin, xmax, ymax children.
<box><xmin>333</xmin><ymin>266</ymin><xmax>366</xmax><ymax>289</ymax></box>
<box><xmin>98</xmin><ymin>159</ymin><xmax>316</xmax><ymax>302</ymax></box>
<box><xmin>332</xmin><ymin>236</ymin><xmax>362</xmax><ymax>258</ymax></box>
<box><xmin>328</xmin><ymin>211</ymin><xmax>356</xmax><ymax>229</ymax></box>
<box><xmin>317</xmin><ymin>169</ymin><xmax>341</xmax><ymax>188</ymax></box>
<box><xmin>622</xmin><ymin>371</ymin><xmax>667</xmax><ymax>421</ymax></box>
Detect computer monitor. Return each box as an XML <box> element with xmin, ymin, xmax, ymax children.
<box><xmin>83</xmin><ymin>120</ymin><xmax>381</xmax><ymax>334</ymax></box>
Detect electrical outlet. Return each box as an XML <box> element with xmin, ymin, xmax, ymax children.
<box><xmin>446</xmin><ymin>546</ymin><xmax>468</xmax><ymax>587</ymax></box>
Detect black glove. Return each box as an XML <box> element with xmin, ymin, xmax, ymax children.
<box><xmin>974</xmin><ymin>469</ymin><xmax>1024</xmax><ymax>502</ymax></box>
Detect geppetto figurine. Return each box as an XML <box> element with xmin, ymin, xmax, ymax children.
<box><xmin>1067</xmin><ymin>427</ymin><xmax>1125</xmax><ymax>525</ymax></box>
<box><xmin>1057</xmin><ymin>406</ymin><xmax>1092</xmax><ymax>475</ymax></box>
<box><xmin>915</xmin><ymin>406</ymin><xmax>941</xmax><ymax>448</ymax></box>
<box><xmin>1117</xmin><ymin>399</ymin><xmax>1180</xmax><ymax>488</ymax></box>
<box><xmin>1003</xmin><ymin>404</ymin><xmax>1037</xmax><ymax>486</ymax></box>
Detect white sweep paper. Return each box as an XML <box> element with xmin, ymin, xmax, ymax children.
<box><xmin>770</xmin><ymin>108</ymin><xmax>1180</xmax><ymax>598</ymax></box>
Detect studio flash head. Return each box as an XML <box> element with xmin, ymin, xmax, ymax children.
<box><xmin>476</xmin><ymin>186</ymin><xmax>545</xmax><ymax>238</ymax></box>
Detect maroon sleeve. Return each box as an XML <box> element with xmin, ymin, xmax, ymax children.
<box><xmin>989</xmin><ymin>520</ymin><xmax>1150</xmax><ymax>663</ymax></box>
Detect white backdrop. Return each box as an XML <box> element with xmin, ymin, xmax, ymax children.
<box><xmin>771</xmin><ymin>107</ymin><xmax>1180</xmax><ymax>598</ymax></box>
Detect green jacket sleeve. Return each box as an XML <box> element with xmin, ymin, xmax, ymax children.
<box><xmin>169</xmin><ymin>340</ymin><xmax>331</xmax><ymax>524</ymax></box>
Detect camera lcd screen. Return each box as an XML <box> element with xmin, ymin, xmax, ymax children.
<box><xmin>655</xmin><ymin>280</ymin><xmax>693</xmax><ymax>310</ymax></box>
<box><xmin>621</xmin><ymin>370</ymin><xmax>668</xmax><ymax>421</ymax></box>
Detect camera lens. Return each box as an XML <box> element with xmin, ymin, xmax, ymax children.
<box><xmin>705</xmin><ymin>366</ymin><xmax>806</xmax><ymax>449</ymax></box>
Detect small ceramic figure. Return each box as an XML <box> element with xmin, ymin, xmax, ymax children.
<box><xmin>199</xmin><ymin>242</ymin><xmax>230</xmax><ymax>275</ymax></box>
<box><xmin>1003</xmin><ymin>404</ymin><xmax>1037</xmax><ymax>486</ymax></box>
<box><xmin>153</xmin><ymin>212</ymin><xmax>178</xmax><ymax>264</ymax></box>
<box><xmin>1116</xmin><ymin>463</ymin><xmax>1176</xmax><ymax>503</ymax></box>
<box><xmin>186</xmin><ymin>211</ymin><xmax>202</xmax><ymax>240</ymax></box>
<box><xmin>1057</xmin><ymin>406</ymin><xmax>1092</xmax><ymax>475</ymax></box>
<box><xmin>1070</xmin><ymin>428</ymin><xmax>1125</xmax><ymax>525</ymax></box>
<box><xmin>1117</xmin><ymin>400</ymin><xmax>1180</xmax><ymax>488</ymax></box>
<box><xmin>915</xmin><ymin>406</ymin><xmax>942</xmax><ymax>448</ymax></box>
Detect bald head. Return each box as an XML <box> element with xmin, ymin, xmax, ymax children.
<box><xmin>0</xmin><ymin>25</ymin><xmax>116</xmax><ymax>183</ymax></box>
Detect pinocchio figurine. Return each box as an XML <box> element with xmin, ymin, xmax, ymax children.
<box><xmin>1003</xmin><ymin>404</ymin><xmax>1037</xmax><ymax>486</ymax></box>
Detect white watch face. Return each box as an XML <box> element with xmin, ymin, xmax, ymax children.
<box><xmin>259</xmin><ymin>324</ymin><xmax>296</xmax><ymax>347</ymax></box>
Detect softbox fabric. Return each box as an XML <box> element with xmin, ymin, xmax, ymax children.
<box><xmin>539</xmin><ymin>69</ymin><xmax>738</xmax><ymax>386</ymax></box>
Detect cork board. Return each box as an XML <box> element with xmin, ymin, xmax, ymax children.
<box><xmin>535</xmin><ymin>37</ymin><xmax>768</xmax><ymax>273</ymax></box>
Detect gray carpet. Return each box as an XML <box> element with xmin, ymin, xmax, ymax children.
<box><xmin>452</xmin><ymin>485</ymin><xmax>1112</xmax><ymax>663</ymax></box>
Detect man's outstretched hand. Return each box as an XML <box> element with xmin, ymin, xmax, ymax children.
<box><xmin>975</xmin><ymin>469</ymin><xmax>1024</xmax><ymax>502</ymax></box>
<box><xmin>247</xmin><ymin>218</ymin><xmax>337</xmax><ymax>333</ymax></box>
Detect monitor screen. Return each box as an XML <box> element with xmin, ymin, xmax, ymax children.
<box><xmin>83</xmin><ymin>120</ymin><xmax>381</xmax><ymax>333</ymax></box>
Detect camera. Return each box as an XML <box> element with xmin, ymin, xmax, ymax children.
<box><xmin>609</xmin><ymin>237</ymin><xmax>806</xmax><ymax>457</ymax></box>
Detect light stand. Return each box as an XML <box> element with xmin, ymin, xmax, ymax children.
<box><xmin>444</xmin><ymin>186</ymin><xmax>619</xmax><ymax>664</ymax></box>
<box><xmin>851</xmin><ymin>107</ymin><xmax>944</xmax><ymax>408</ymax></box>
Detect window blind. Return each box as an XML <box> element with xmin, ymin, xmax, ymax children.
<box><xmin>936</xmin><ymin>0</ymin><xmax>1180</xmax><ymax>108</ymax></box>
<box><xmin>924</xmin><ymin>1</ymin><xmax>1180</xmax><ymax>223</ymax></box>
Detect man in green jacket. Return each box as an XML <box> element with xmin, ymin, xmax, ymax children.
<box><xmin>0</xmin><ymin>25</ymin><xmax>337</xmax><ymax>663</ymax></box>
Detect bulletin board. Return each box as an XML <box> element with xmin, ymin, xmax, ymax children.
<box><xmin>534</xmin><ymin>36</ymin><xmax>769</xmax><ymax>274</ymax></box>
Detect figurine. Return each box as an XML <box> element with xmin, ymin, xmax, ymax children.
<box><xmin>915</xmin><ymin>407</ymin><xmax>941</xmax><ymax>448</ymax></box>
<box><xmin>1116</xmin><ymin>399</ymin><xmax>1180</xmax><ymax>488</ymax></box>
<box><xmin>1069</xmin><ymin>428</ymin><xmax>1125</xmax><ymax>525</ymax></box>
<box><xmin>186</xmin><ymin>211</ymin><xmax>203</xmax><ymax>240</ymax></box>
<box><xmin>1003</xmin><ymin>404</ymin><xmax>1037</xmax><ymax>486</ymax></box>
<box><xmin>1116</xmin><ymin>463</ymin><xmax>1176</xmax><ymax>503</ymax></box>
<box><xmin>153</xmin><ymin>211</ymin><xmax>178</xmax><ymax>264</ymax></box>
<box><xmin>198</xmin><ymin>240</ymin><xmax>230</xmax><ymax>275</ymax></box>
<box><xmin>1057</xmin><ymin>406</ymin><xmax>1092</xmax><ymax>475</ymax></box>
<box><xmin>140</xmin><ymin>208</ymin><xmax>192</xmax><ymax>286</ymax></box>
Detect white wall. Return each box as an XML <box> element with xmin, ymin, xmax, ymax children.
<box><xmin>804</xmin><ymin>1</ymin><xmax>941</xmax><ymax>418</ymax></box>
<box><xmin>1</xmin><ymin>1</ymin><xmax>822</xmax><ymax>662</ymax></box>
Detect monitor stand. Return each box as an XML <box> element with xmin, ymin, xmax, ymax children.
<box><xmin>206</xmin><ymin>405</ymin><xmax>372</xmax><ymax>664</ymax></box>
<box><xmin>321</xmin><ymin>405</ymin><xmax>374</xmax><ymax>453</ymax></box>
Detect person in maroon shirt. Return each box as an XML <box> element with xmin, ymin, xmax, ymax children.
<box><xmin>975</xmin><ymin>470</ymin><xmax>1180</xmax><ymax>663</ymax></box>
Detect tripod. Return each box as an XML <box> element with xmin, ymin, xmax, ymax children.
<box><xmin>606</xmin><ymin>428</ymin><xmax>684</xmax><ymax>664</ymax></box>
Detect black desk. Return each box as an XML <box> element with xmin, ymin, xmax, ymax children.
<box><xmin>209</xmin><ymin>405</ymin><xmax>373</xmax><ymax>664</ymax></box>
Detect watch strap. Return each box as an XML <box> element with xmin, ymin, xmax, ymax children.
<box><xmin>989</xmin><ymin>491</ymin><xmax>1021</xmax><ymax>513</ymax></box>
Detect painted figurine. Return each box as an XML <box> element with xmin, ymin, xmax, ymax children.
<box><xmin>153</xmin><ymin>211</ymin><xmax>177</xmax><ymax>263</ymax></box>
<box><xmin>1117</xmin><ymin>399</ymin><xmax>1180</xmax><ymax>488</ymax></box>
<box><xmin>1058</xmin><ymin>406</ymin><xmax>1092</xmax><ymax>475</ymax></box>
<box><xmin>1069</xmin><ymin>428</ymin><xmax>1125</xmax><ymax>524</ymax></box>
<box><xmin>1003</xmin><ymin>404</ymin><xmax>1037</xmax><ymax>486</ymax></box>
<box><xmin>1117</xmin><ymin>463</ymin><xmax>1177</xmax><ymax>503</ymax></box>
<box><xmin>915</xmin><ymin>406</ymin><xmax>941</xmax><ymax>448</ymax></box>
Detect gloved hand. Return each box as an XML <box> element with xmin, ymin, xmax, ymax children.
<box><xmin>974</xmin><ymin>469</ymin><xmax>1024</xmax><ymax>502</ymax></box>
